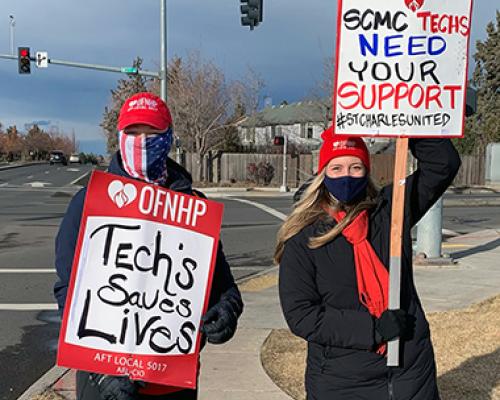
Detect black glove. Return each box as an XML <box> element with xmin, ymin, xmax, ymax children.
<box><xmin>89</xmin><ymin>373</ymin><xmax>138</xmax><ymax>400</ymax></box>
<box><xmin>375</xmin><ymin>309</ymin><xmax>415</xmax><ymax>343</ymax></box>
<box><xmin>201</xmin><ymin>300</ymin><xmax>238</xmax><ymax>344</ymax></box>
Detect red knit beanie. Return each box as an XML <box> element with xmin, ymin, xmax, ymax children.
<box><xmin>318</xmin><ymin>127</ymin><xmax>370</xmax><ymax>172</ymax></box>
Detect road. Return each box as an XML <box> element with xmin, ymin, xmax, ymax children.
<box><xmin>0</xmin><ymin>165</ymin><xmax>499</xmax><ymax>399</ymax></box>
<box><xmin>0</xmin><ymin>164</ymin><xmax>284</xmax><ymax>400</ymax></box>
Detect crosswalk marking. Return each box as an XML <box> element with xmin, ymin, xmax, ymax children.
<box><xmin>0</xmin><ymin>269</ymin><xmax>56</xmax><ymax>273</ymax></box>
<box><xmin>0</xmin><ymin>304</ymin><xmax>58</xmax><ymax>311</ymax></box>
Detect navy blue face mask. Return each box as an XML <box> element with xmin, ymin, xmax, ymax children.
<box><xmin>324</xmin><ymin>175</ymin><xmax>369</xmax><ymax>203</ymax></box>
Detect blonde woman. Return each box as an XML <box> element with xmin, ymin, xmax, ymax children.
<box><xmin>276</xmin><ymin>127</ymin><xmax>460</xmax><ymax>400</ymax></box>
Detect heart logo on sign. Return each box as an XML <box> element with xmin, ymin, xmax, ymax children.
<box><xmin>405</xmin><ymin>0</ymin><xmax>424</xmax><ymax>12</ymax></box>
<box><xmin>108</xmin><ymin>180</ymin><xmax>137</xmax><ymax>208</ymax></box>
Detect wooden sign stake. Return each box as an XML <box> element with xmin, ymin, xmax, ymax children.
<box><xmin>387</xmin><ymin>137</ymin><xmax>409</xmax><ymax>367</ymax></box>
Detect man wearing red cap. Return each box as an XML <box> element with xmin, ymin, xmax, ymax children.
<box><xmin>54</xmin><ymin>92</ymin><xmax>243</xmax><ymax>400</ymax></box>
<box><xmin>275</xmin><ymin>127</ymin><xmax>461</xmax><ymax>399</ymax></box>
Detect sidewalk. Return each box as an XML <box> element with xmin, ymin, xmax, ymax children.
<box><xmin>20</xmin><ymin>229</ymin><xmax>500</xmax><ymax>400</ymax></box>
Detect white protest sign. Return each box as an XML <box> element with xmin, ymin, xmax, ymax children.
<box><xmin>333</xmin><ymin>0</ymin><xmax>473</xmax><ymax>137</ymax></box>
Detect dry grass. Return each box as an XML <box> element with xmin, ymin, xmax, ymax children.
<box><xmin>261</xmin><ymin>329</ymin><xmax>307</xmax><ymax>400</ymax></box>
<box><xmin>261</xmin><ymin>295</ymin><xmax>500</xmax><ymax>400</ymax></box>
<box><xmin>239</xmin><ymin>273</ymin><xmax>278</xmax><ymax>292</ymax></box>
<box><xmin>30</xmin><ymin>390</ymin><xmax>65</xmax><ymax>400</ymax></box>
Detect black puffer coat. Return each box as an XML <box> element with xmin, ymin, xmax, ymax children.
<box><xmin>279</xmin><ymin>139</ymin><xmax>460</xmax><ymax>400</ymax></box>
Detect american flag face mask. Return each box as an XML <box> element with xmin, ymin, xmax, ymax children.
<box><xmin>119</xmin><ymin>128</ymin><xmax>173</xmax><ymax>184</ymax></box>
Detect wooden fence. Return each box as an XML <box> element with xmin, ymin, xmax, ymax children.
<box><xmin>182</xmin><ymin>149</ymin><xmax>486</xmax><ymax>188</ymax></box>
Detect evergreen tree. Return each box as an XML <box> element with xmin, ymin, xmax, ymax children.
<box><xmin>222</xmin><ymin>100</ymin><xmax>246</xmax><ymax>152</ymax></box>
<box><xmin>101</xmin><ymin>58</ymin><xmax>154</xmax><ymax>154</ymax></box>
<box><xmin>455</xmin><ymin>12</ymin><xmax>500</xmax><ymax>154</ymax></box>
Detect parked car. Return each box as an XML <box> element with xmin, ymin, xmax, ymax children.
<box><xmin>69</xmin><ymin>153</ymin><xmax>82</xmax><ymax>164</ymax></box>
<box><xmin>49</xmin><ymin>150</ymin><xmax>68</xmax><ymax>166</ymax></box>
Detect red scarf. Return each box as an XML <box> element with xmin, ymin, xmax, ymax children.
<box><xmin>326</xmin><ymin>208</ymin><xmax>389</xmax><ymax>354</ymax></box>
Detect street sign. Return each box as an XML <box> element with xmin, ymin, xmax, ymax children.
<box><xmin>36</xmin><ymin>51</ymin><xmax>48</xmax><ymax>68</ymax></box>
<box><xmin>121</xmin><ymin>67</ymin><xmax>138</xmax><ymax>74</ymax></box>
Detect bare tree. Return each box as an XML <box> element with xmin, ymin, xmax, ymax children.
<box><xmin>151</xmin><ymin>52</ymin><xmax>264</xmax><ymax>181</ymax></box>
<box><xmin>307</xmin><ymin>57</ymin><xmax>334</xmax><ymax>129</ymax></box>
<box><xmin>49</xmin><ymin>131</ymin><xmax>74</xmax><ymax>155</ymax></box>
<box><xmin>25</xmin><ymin>125</ymin><xmax>52</xmax><ymax>160</ymax></box>
<box><xmin>3</xmin><ymin>126</ymin><xmax>24</xmax><ymax>161</ymax></box>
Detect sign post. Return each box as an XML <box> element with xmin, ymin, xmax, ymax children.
<box><xmin>332</xmin><ymin>0</ymin><xmax>473</xmax><ymax>366</ymax></box>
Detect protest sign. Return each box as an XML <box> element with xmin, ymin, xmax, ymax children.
<box><xmin>57</xmin><ymin>170</ymin><xmax>223</xmax><ymax>389</ymax></box>
<box><xmin>333</xmin><ymin>0</ymin><xmax>473</xmax><ymax>137</ymax></box>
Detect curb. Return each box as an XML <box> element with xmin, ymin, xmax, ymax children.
<box><xmin>443</xmin><ymin>199</ymin><xmax>500</xmax><ymax>207</ymax></box>
<box><xmin>0</xmin><ymin>162</ymin><xmax>48</xmax><ymax>171</ymax></box>
<box><xmin>236</xmin><ymin>266</ymin><xmax>278</xmax><ymax>285</ymax></box>
<box><xmin>17</xmin><ymin>366</ymin><xmax>68</xmax><ymax>400</ymax></box>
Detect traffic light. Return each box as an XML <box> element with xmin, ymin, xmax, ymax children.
<box><xmin>18</xmin><ymin>47</ymin><xmax>31</xmax><ymax>74</ymax></box>
<box><xmin>240</xmin><ymin>0</ymin><xmax>263</xmax><ymax>30</ymax></box>
<box><xmin>273</xmin><ymin>136</ymin><xmax>284</xmax><ymax>146</ymax></box>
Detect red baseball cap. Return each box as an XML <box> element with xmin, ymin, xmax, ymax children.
<box><xmin>118</xmin><ymin>92</ymin><xmax>172</xmax><ymax>131</ymax></box>
<box><xmin>318</xmin><ymin>127</ymin><xmax>370</xmax><ymax>172</ymax></box>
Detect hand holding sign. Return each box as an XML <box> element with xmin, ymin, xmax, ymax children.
<box><xmin>201</xmin><ymin>287</ymin><xmax>242</xmax><ymax>344</ymax></box>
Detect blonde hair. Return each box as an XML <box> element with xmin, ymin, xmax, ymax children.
<box><xmin>274</xmin><ymin>170</ymin><xmax>379</xmax><ymax>264</ymax></box>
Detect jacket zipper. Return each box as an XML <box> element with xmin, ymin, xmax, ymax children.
<box><xmin>388</xmin><ymin>369</ymin><xmax>395</xmax><ymax>400</ymax></box>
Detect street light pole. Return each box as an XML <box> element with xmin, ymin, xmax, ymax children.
<box><xmin>160</xmin><ymin>0</ymin><xmax>167</xmax><ymax>102</ymax></box>
<box><xmin>9</xmin><ymin>15</ymin><xmax>15</xmax><ymax>55</ymax></box>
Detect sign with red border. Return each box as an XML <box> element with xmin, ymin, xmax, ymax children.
<box><xmin>333</xmin><ymin>0</ymin><xmax>473</xmax><ymax>137</ymax></box>
<box><xmin>57</xmin><ymin>170</ymin><xmax>224</xmax><ymax>389</ymax></box>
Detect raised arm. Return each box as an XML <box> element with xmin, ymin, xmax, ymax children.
<box><xmin>380</xmin><ymin>139</ymin><xmax>461</xmax><ymax>228</ymax></box>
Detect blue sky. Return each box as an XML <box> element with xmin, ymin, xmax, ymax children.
<box><xmin>0</xmin><ymin>1</ymin><xmax>497</xmax><ymax>154</ymax></box>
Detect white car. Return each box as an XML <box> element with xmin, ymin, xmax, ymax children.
<box><xmin>69</xmin><ymin>153</ymin><xmax>81</xmax><ymax>164</ymax></box>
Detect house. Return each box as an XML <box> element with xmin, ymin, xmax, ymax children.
<box><xmin>238</xmin><ymin>100</ymin><xmax>329</xmax><ymax>149</ymax></box>
<box><xmin>238</xmin><ymin>99</ymin><xmax>393</xmax><ymax>153</ymax></box>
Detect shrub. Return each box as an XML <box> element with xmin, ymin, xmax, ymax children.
<box><xmin>247</xmin><ymin>161</ymin><xmax>275</xmax><ymax>185</ymax></box>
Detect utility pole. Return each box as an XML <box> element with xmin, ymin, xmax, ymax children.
<box><xmin>9</xmin><ymin>15</ymin><xmax>15</xmax><ymax>55</ymax></box>
<box><xmin>160</xmin><ymin>0</ymin><xmax>167</xmax><ymax>102</ymax></box>
<box><xmin>415</xmin><ymin>200</ymin><xmax>445</xmax><ymax>260</ymax></box>
<box><xmin>280</xmin><ymin>134</ymin><xmax>289</xmax><ymax>192</ymax></box>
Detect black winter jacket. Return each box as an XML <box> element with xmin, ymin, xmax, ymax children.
<box><xmin>54</xmin><ymin>152</ymin><xmax>242</xmax><ymax>319</ymax></box>
<box><xmin>279</xmin><ymin>139</ymin><xmax>460</xmax><ymax>400</ymax></box>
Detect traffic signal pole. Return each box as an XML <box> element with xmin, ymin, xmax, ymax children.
<box><xmin>280</xmin><ymin>134</ymin><xmax>289</xmax><ymax>192</ymax></box>
<box><xmin>0</xmin><ymin>52</ymin><xmax>160</xmax><ymax>77</ymax></box>
<box><xmin>160</xmin><ymin>0</ymin><xmax>168</xmax><ymax>101</ymax></box>
<box><xmin>0</xmin><ymin>0</ymin><xmax>168</xmax><ymax>86</ymax></box>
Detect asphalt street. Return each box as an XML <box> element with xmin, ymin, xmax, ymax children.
<box><xmin>0</xmin><ymin>165</ymin><xmax>283</xmax><ymax>400</ymax></box>
<box><xmin>0</xmin><ymin>165</ymin><xmax>499</xmax><ymax>400</ymax></box>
